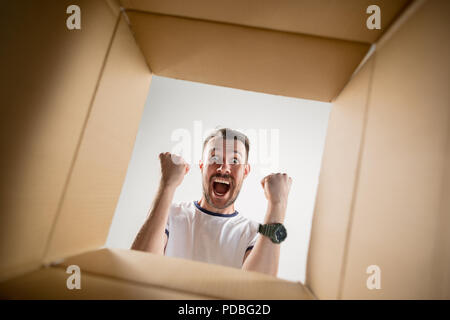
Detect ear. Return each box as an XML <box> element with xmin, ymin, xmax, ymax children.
<box><xmin>243</xmin><ymin>163</ymin><xmax>251</xmax><ymax>179</ymax></box>
<box><xmin>199</xmin><ymin>159</ymin><xmax>204</xmax><ymax>171</ymax></box>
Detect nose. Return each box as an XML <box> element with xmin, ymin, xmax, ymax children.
<box><xmin>217</xmin><ymin>161</ymin><xmax>231</xmax><ymax>175</ymax></box>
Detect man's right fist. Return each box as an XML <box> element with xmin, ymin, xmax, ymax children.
<box><xmin>159</xmin><ymin>152</ymin><xmax>190</xmax><ymax>188</ymax></box>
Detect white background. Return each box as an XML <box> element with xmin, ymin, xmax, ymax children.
<box><xmin>106</xmin><ymin>76</ymin><xmax>331</xmax><ymax>283</ymax></box>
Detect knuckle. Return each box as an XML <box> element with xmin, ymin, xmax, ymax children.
<box><xmin>160</xmin><ymin>152</ymin><xmax>171</xmax><ymax>159</ymax></box>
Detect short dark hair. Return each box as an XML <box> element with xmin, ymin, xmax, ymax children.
<box><xmin>202</xmin><ymin>128</ymin><xmax>250</xmax><ymax>162</ymax></box>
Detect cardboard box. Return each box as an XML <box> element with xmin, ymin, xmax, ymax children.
<box><xmin>0</xmin><ymin>0</ymin><xmax>448</xmax><ymax>299</ymax></box>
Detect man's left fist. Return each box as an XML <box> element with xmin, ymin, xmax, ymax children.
<box><xmin>261</xmin><ymin>173</ymin><xmax>292</xmax><ymax>205</ymax></box>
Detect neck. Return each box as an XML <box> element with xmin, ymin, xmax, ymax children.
<box><xmin>198</xmin><ymin>196</ymin><xmax>236</xmax><ymax>215</ymax></box>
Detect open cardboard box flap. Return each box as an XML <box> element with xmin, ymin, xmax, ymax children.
<box><xmin>0</xmin><ymin>249</ymin><xmax>313</xmax><ymax>299</ymax></box>
<box><xmin>0</xmin><ymin>248</ymin><xmax>314</xmax><ymax>299</ymax></box>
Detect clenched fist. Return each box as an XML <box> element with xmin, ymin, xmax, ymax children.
<box><xmin>261</xmin><ymin>173</ymin><xmax>292</xmax><ymax>206</ymax></box>
<box><xmin>159</xmin><ymin>152</ymin><xmax>190</xmax><ymax>188</ymax></box>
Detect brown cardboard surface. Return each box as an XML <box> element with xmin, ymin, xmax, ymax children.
<box><xmin>120</xmin><ymin>0</ymin><xmax>411</xmax><ymax>43</ymax></box>
<box><xmin>435</xmin><ymin>113</ymin><xmax>450</xmax><ymax>299</ymax></box>
<box><xmin>0</xmin><ymin>266</ymin><xmax>210</xmax><ymax>299</ymax></box>
<box><xmin>43</xmin><ymin>15</ymin><xmax>152</xmax><ymax>263</ymax></box>
<box><xmin>52</xmin><ymin>248</ymin><xmax>314</xmax><ymax>300</ymax></box>
<box><xmin>125</xmin><ymin>11</ymin><xmax>370</xmax><ymax>102</ymax></box>
<box><xmin>106</xmin><ymin>0</ymin><xmax>122</xmax><ymax>17</ymax></box>
<box><xmin>339</xmin><ymin>0</ymin><xmax>450</xmax><ymax>299</ymax></box>
<box><xmin>440</xmin><ymin>125</ymin><xmax>450</xmax><ymax>299</ymax></box>
<box><xmin>2</xmin><ymin>0</ymin><xmax>448</xmax><ymax>300</ymax></box>
<box><xmin>306</xmin><ymin>58</ymin><xmax>375</xmax><ymax>299</ymax></box>
<box><xmin>0</xmin><ymin>0</ymin><xmax>118</xmax><ymax>282</ymax></box>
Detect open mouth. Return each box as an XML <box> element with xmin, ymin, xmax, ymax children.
<box><xmin>211</xmin><ymin>177</ymin><xmax>232</xmax><ymax>197</ymax></box>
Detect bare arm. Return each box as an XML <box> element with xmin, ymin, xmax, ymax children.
<box><xmin>242</xmin><ymin>173</ymin><xmax>291</xmax><ymax>276</ymax></box>
<box><xmin>131</xmin><ymin>181</ymin><xmax>176</xmax><ymax>254</ymax></box>
<box><xmin>131</xmin><ymin>152</ymin><xmax>189</xmax><ymax>255</ymax></box>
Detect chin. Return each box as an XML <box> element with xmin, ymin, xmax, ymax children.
<box><xmin>209</xmin><ymin>194</ymin><xmax>231</xmax><ymax>208</ymax></box>
<box><xmin>207</xmin><ymin>191</ymin><xmax>235</xmax><ymax>209</ymax></box>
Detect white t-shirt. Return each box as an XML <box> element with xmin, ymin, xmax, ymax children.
<box><xmin>164</xmin><ymin>201</ymin><xmax>260</xmax><ymax>268</ymax></box>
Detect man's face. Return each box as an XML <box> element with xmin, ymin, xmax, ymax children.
<box><xmin>200</xmin><ymin>136</ymin><xmax>250</xmax><ymax>210</ymax></box>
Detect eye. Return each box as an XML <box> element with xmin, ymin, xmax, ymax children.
<box><xmin>209</xmin><ymin>155</ymin><xmax>219</xmax><ymax>164</ymax></box>
<box><xmin>230</xmin><ymin>158</ymin><xmax>240</xmax><ymax>164</ymax></box>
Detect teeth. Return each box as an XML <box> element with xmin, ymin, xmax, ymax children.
<box><xmin>213</xmin><ymin>178</ymin><xmax>230</xmax><ymax>185</ymax></box>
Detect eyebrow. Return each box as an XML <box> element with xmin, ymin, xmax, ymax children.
<box><xmin>233</xmin><ymin>150</ymin><xmax>243</xmax><ymax>157</ymax></box>
<box><xmin>209</xmin><ymin>148</ymin><xmax>243</xmax><ymax>157</ymax></box>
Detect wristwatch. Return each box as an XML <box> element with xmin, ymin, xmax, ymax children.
<box><xmin>258</xmin><ymin>223</ymin><xmax>287</xmax><ymax>244</ymax></box>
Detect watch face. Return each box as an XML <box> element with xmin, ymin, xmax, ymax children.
<box><xmin>274</xmin><ymin>225</ymin><xmax>287</xmax><ymax>242</ymax></box>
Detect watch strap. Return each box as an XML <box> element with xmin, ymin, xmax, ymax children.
<box><xmin>258</xmin><ymin>223</ymin><xmax>277</xmax><ymax>238</ymax></box>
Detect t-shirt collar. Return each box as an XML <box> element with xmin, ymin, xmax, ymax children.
<box><xmin>194</xmin><ymin>201</ymin><xmax>239</xmax><ymax>218</ymax></box>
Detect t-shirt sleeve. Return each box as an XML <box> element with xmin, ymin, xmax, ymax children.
<box><xmin>164</xmin><ymin>202</ymin><xmax>178</xmax><ymax>238</ymax></box>
<box><xmin>245</xmin><ymin>224</ymin><xmax>260</xmax><ymax>252</ymax></box>
<box><xmin>165</xmin><ymin>216</ymin><xmax>170</xmax><ymax>238</ymax></box>
<box><xmin>163</xmin><ymin>208</ymin><xmax>171</xmax><ymax>255</ymax></box>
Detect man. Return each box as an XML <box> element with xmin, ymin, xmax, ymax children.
<box><xmin>131</xmin><ymin>128</ymin><xmax>291</xmax><ymax>276</ymax></box>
